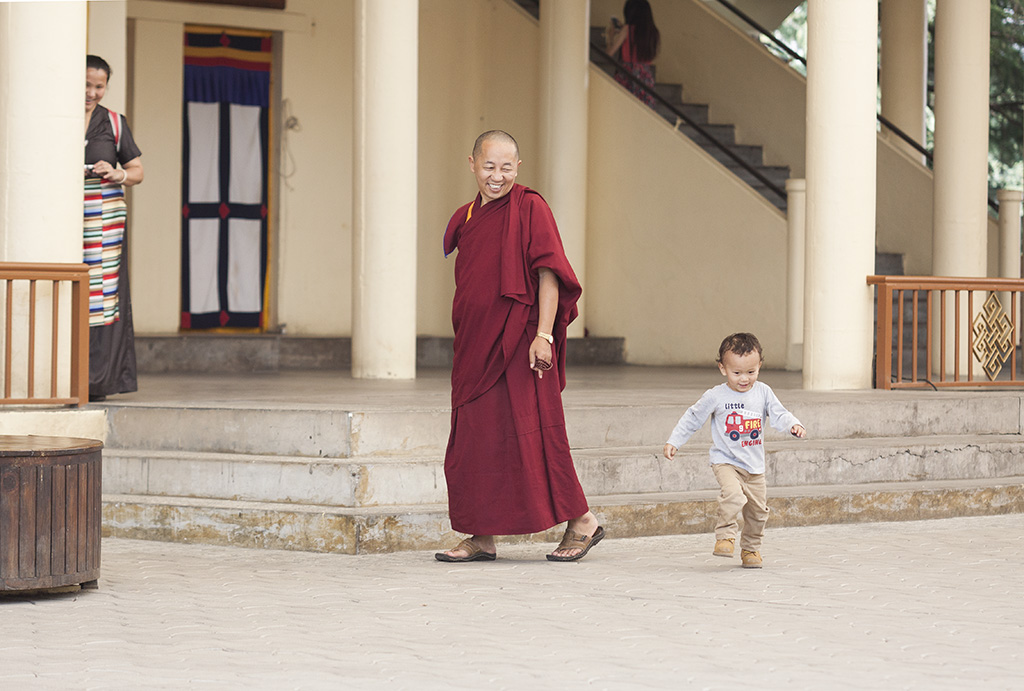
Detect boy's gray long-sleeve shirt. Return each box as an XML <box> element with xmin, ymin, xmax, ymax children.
<box><xmin>665</xmin><ymin>381</ymin><xmax>801</xmax><ymax>474</ymax></box>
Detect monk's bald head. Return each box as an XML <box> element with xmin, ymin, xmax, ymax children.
<box><xmin>472</xmin><ymin>130</ymin><xmax>520</xmax><ymax>160</ymax></box>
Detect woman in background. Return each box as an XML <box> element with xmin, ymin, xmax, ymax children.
<box><xmin>607</xmin><ymin>0</ymin><xmax>661</xmax><ymax>107</ymax></box>
<box><xmin>84</xmin><ymin>54</ymin><xmax>144</xmax><ymax>400</ymax></box>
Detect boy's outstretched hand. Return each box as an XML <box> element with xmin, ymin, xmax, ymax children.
<box><xmin>791</xmin><ymin>424</ymin><xmax>806</xmax><ymax>438</ymax></box>
<box><xmin>663</xmin><ymin>443</ymin><xmax>677</xmax><ymax>460</ymax></box>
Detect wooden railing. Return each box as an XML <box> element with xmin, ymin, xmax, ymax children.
<box><xmin>868</xmin><ymin>275</ymin><xmax>1024</xmax><ymax>389</ymax></box>
<box><xmin>0</xmin><ymin>263</ymin><xmax>90</xmax><ymax>406</ymax></box>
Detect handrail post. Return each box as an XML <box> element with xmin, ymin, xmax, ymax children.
<box><xmin>868</xmin><ymin>276</ymin><xmax>893</xmax><ymax>389</ymax></box>
<box><xmin>71</xmin><ymin>270</ymin><xmax>89</xmax><ymax>404</ymax></box>
<box><xmin>785</xmin><ymin>179</ymin><xmax>806</xmax><ymax>370</ymax></box>
<box><xmin>998</xmin><ymin>190</ymin><xmax>1023</xmax><ymax>347</ymax></box>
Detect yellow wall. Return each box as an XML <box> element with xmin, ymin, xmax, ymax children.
<box><xmin>125</xmin><ymin>0</ymin><xmax>545</xmax><ymax>339</ymax></box>
<box><xmin>129</xmin><ymin>16</ymin><xmax>184</xmax><ymax>333</ymax></box>
<box><xmin>274</xmin><ymin>1</ymin><xmax>352</xmax><ymax>336</ymax></box>
<box><xmin>126</xmin><ymin>0</ymin><xmax>347</xmax><ymax>335</ymax></box>
<box><xmin>117</xmin><ymin>0</ymin><xmax>981</xmax><ymax>366</ymax></box>
<box><xmin>876</xmin><ymin>134</ymin><xmax>933</xmax><ymax>275</ymax></box>
<box><xmin>416</xmin><ymin>0</ymin><xmax>543</xmax><ymax>337</ymax></box>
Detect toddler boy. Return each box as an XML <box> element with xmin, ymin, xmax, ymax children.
<box><xmin>663</xmin><ymin>333</ymin><xmax>805</xmax><ymax>568</ymax></box>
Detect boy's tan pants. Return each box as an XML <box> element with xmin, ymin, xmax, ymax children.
<box><xmin>712</xmin><ymin>463</ymin><xmax>768</xmax><ymax>552</ymax></box>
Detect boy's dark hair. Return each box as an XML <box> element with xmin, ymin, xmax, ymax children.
<box><xmin>717</xmin><ymin>332</ymin><xmax>763</xmax><ymax>363</ymax></box>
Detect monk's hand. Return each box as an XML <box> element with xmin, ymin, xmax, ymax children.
<box><xmin>530</xmin><ymin>336</ymin><xmax>552</xmax><ymax>379</ymax></box>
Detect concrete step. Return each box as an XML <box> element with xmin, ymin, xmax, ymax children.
<box><xmin>100</xmin><ymin>393</ymin><xmax>1023</xmax><ymax>458</ymax></box>
<box><xmin>726</xmin><ymin>164</ymin><xmax>790</xmax><ymax>190</ymax></box>
<box><xmin>102</xmin><ymin>404</ymin><xmax>451</xmax><ymax>458</ymax></box>
<box><xmin>103</xmin><ymin>449</ymin><xmax>447</xmax><ymax>508</ymax></box>
<box><xmin>652</xmin><ymin>83</ymin><xmax>682</xmax><ymax>107</ymax></box>
<box><xmin>104</xmin><ymin>434</ymin><xmax>1024</xmax><ymax>508</ymax></box>
<box><xmin>135</xmin><ymin>335</ymin><xmax>626</xmax><ymax>373</ymax></box>
<box><xmin>101</xmin><ymin>476</ymin><xmax>1024</xmax><ymax>554</ymax></box>
<box><xmin>675</xmin><ymin>123</ymin><xmax>737</xmax><ymax>146</ymax></box>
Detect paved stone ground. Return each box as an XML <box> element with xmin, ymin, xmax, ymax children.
<box><xmin>2</xmin><ymin>514</ymin><xmax>1021</xmax><ymax>690</ymax></box>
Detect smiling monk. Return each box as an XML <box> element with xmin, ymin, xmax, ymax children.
<box><xmin>436</xmin><ymin>130</ymin><xmax>605</xmax><ymax>563</ymax></box>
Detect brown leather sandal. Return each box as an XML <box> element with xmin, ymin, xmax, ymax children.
<box><xmin>546</xmin><ymin>526</ymin><xmax>605</xmax><ymax>562</ymax></box>
<box><xmin>434</xmin><ymin>538</ymin><xmax>497</xmax><ymax>563</ymax></box>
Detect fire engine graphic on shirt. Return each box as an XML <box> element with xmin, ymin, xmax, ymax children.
<box><xmin>724</xmin><ymin>412</ymin><xmax>761</xmax><ymax>442</ymax></box>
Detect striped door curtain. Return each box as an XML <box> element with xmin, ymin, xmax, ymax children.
<box><xmin>181</xmin><ymin>27</ymin><xmax>271</xmax><ymax>330</ymax></box>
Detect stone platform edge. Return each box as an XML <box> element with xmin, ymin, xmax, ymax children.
<box><xmin>102</xmin><ymin>478</ymin><xmax>1024</xmax><ymax>555</ymax></box>
<box><xmin>136</xmin><ymin>334</ymin><xmax>625</xmax><ymax>372</ymax></box>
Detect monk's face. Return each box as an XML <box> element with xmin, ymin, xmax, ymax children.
<box><xmin>469</xmin><ymin>139</ymin><xmax>520</xmax><ymax>205</ymax></box>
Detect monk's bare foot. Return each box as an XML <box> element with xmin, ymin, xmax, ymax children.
<box><xmin>549</xmin><ymin>512</ymin><xmax>600</xmax><ymax>559</ymax></box>
<box><xmin>442</xmin><ymin>535</ymin><xmax>495</xmax><ymax>559</ymax></box>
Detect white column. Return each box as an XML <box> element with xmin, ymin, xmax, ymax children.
<box><xmin>933</xmin><ymin>0</ymin><xmax>989</xmax><ymax>279</ymax></box>
<box><xmin>879</xmin><ymin>0</ymin><xmax>928</xmax><ymax>162</ymax></box>
<box><xmin>802</xmin><ymin>0</ymin><xmax>878</xmax><ymax>390</ymax></box>
<box><xmin>86</xmin><ymin>0</ymin><xmax>127</xmax><ymax>115</ymax></box>
<box><xmin>352</xmin><ymin>0</ymin><xmax>418</xmax><ymax>379</ymax></box>
<box><xmin>785</xmin><ymin>179</ymin><xmax>806</xmax><ymax>371</ymax></box>
<box><xmin>932</xmin><ymin>0</ymin><xmax>989</xmax><ymax>375</ymax></box>
<box><xmin>997</xmin><ymin>189</ymin><xmax>1023</xmax><ymax>326</ymax></box>
<box><xmin>0</xmin><ymin>1</ymin><xmax>86</xmax><ymax>399</ymax></box>
<box><xmin>0</xmin><ymin>1</ymin><xmax>87</xmax><ymax>263</ymax></box>
<box><xmin>538</xmin><ymin>0</ymin><xmax>589</xmax><ymax>338</ymax></box>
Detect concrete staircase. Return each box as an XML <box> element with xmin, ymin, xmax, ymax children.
<box><xmin>512</xmin><ymin>1</ymin><xmax>790</xmax><ymax>210</ymax></box>
<box><xmin>648</xmin><ymin>81</ymin><xmax>789</xmax><ymax>210</ymax></box>
<box><xmin>99</xmin><ymin>381</ymin><xmax>1024</xmax><ymax>554</ymax></box>
<box><xmin>586</xmin><ymin>24</ymin><xmax>789</xmax><ymax>210</ymax></box>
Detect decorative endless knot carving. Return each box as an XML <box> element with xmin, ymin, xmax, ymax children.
<box><xmin>971</xmin><ymin>293</ymin><xmax>1015</xmax><ymax>381</ymax></box>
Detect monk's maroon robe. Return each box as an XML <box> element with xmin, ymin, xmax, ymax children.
<box><xmin>442</xmin><ymin>184</ymin><xmax>589</xmax><ymax>535</ymax></box>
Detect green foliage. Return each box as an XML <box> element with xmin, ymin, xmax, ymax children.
<box><xmin>989</xmin><ymin>0</ymin><xmax>1024</xmax><ymax>188</ymax></box>
<box><xmin>771</xmin><ymin>1</ymin><xmax>807</xmax><ymax>76</ymax></box>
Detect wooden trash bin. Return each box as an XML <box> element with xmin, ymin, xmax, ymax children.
<box><xmin>0</xmin><ymin>436</ymin><xmax>103</xmax><ymax>591</ymax></box>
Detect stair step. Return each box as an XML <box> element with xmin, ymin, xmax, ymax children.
<box><xmin>103</xmin><ymin>434</ymin><xmax>1024</xmax><ymax>508</ymax></box>
<box><xmin>725</xmin><ymin>164</ymin><xmax>789</xmax><ymax>190</ymax></box>
<box><xmin>586</xmin><ymin>18</ymin><xmax>788</xmax><ymax>210</ymax></box>
<box><xmin>104</xmin><ymin>448</ymin><xmax>446</xmax><ymax>507</ymax></box>
<box><xmin>103</xmin><ymin>404</ymin><xmax>451</xmax><ymax>458</ymax></box>
<box><xmin>102</xmin><ymin>391</ymin><xmax>1023</xmax><ymax>458</ymax></box>
<box><xmin>674</xmin><ymin>123</ymin><xmax>736</xmax><ymax>146</ymax></box>
<box><xmin>704</xmin><ymin>143</ymin><xmax>764</xmax><ymax>167</ymax></box>
<box><xmin>652</xmin><ymin>82</ymin><xmax>682</xmax><ymax>107</ymax></box>
<box><xmin>101</xmin><ymin>476</ymin><xmax>1024</xmax><ymax>554</ymax></box>
<box><xmin>875</xmin><ymin>252</ymin><xmax>906</xmax><ymax>275</ymax></box>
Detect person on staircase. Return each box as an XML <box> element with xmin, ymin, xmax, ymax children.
<box><xmin>435</xmin><ymin>130</ymin><xmax>604</xmax><ymax>563</ymax></box>
<box><xmin>606</xmin><ymin>0</ymin><xmax>661</xmax><ymax>108</ymax></box>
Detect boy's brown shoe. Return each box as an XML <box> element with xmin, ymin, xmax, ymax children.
<box><xmin>741</xmin><ymin>550</ymin><xmax>763</xmax><ymax>568</ymax></box>
<box><xmin>713</xmin><ymin>538</ymin><xmax>735</xmax><ymax>557</ymax></box>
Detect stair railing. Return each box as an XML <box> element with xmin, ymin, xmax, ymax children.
<box><xmin>712</xmin><ymin>0</ymin><xmax>1001</xmax><ymax>215</ymax></box>
<box><xmin>868</xmin><ymin>275</ymin><xmax>1024</xmax><ymax>389</ymax></box>
<box><xmin>0</xmin><ymin>262</ymin><xmax>90</xmax><ymax>406</ymax></box>
<box><xmin>588</xmin><ymin>40</ymin><xmax>788</xmax><ymax>204</ymax></box>
<box><xmin>715</xmin><ymin>0</ymin><xmax>807</xmax><ymax>67</ymax></box>
<box><xmin>510</xmin><ymin>0</ymin><xmax>787</xmax><ymax>204</ymax></box>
